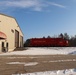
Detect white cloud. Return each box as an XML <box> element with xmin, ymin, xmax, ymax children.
<box><xmin>0</xmin><ymin>0</ymin><xmax>43</xmax><ymax>11</ymax></box>
<box><xmin>6</xmin><ymin>0</ymin><xmax>39</xmax><ymax>8</ymax></box>
<box><xmin>0</xmin><ymin>0</ymin><xmax>66</xmax><ymax>12</ymax></box>
<box><xmin>48</xmin><ymin>2</ymin><xmax>66</xmax><ymax>8</ymax></box>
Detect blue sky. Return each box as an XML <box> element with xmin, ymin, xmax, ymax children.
<box><xmin>0</xmin><ymin>0</ymin><xmax>76</xmax><ymax>40</ymax></box>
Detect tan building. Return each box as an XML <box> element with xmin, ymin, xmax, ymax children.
<box><xmin>0</xmin><ymin>14</ymin><xmax>24</xmax><ymax>52</ymax></box>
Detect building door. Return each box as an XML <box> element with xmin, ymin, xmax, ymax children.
<box><xmin>15</xmin><ymin>30</ymin><xmax>19</xmax><ymax>48</ymax></box>
<box><xmin>20</xmin><ymin>36</ymin><xmax>23</xmax><ymax>47</ymax></box>
<box><xmin>6</xmin><ymin>42</ymin><xmax>8</xmax><ymax>52</ymax></box>
<box><xmin>2</xmin><ymin>42</ymin><xmax>5</xmax><ymax>52</ymax></box>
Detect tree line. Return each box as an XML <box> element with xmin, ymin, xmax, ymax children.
<box><xmin>47</xmin><ymin>33</ymin><xmax>76</xmax><ymax>47</ymax></box>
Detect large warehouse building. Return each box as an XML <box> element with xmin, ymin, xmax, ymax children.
<box><xmin>0</xmin><ymin>14</ymin><xmax>24</xmax><ymax>52</ymax></box>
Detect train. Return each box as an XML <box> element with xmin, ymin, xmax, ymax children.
<box><xmin>25</xmin><ymin>38</ymin><xmax>69</xmax><ymax>47</ymax></box>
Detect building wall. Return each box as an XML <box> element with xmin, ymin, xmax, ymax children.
<box><xmin>0</xmin><ymin>14</ymin><xmax>23</xmax><ymax>52</ymax></box>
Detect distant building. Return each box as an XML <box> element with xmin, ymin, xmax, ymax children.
<box><xmin>0</xmin><ymin>14</ymin><xmax>24</xmax><ymax>52</ymax></box>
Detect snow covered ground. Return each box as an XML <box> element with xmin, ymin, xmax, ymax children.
<box><xmin>0</xmin><ymin>47</ymin><xmax>76</xmax><ymax>55</ymax></box>
<box><xmin>12</xmin><ymin>68</ymin><xmax>76</xmax><ymax>75</ymax></box>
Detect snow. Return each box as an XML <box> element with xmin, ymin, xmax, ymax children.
<box><xmin>43</xmin><ymin>59</ymin><xmax>76</xmax><ymax>63</ymax></box>
<box><xmin>7</xmin><ymin>62</ymin><xmax>38</xmax><ymax>66</ymax></box>
<box><xmin>24</xmin><ymin>62</ymin><xmax>38</xmax><ymax>66</ymax></box>
<box><xmin>6</xmin><ymin>57</ymin><xmax>39</xmax><ymax>59</ymax></box>
<box><xmin>7</xmin><ymin>62</ymin><xmax>25</xmax><ymax>65</ymax></box>
<box><xmin>12</xmin><ymin>68</ymin><xmax>76</xmax><ymax>75</ymax></box>
<box><xmin>6</xmin><ymin>57</ymin><xmax>27</xmax><ymax>59</ymax></box>
<box><xmin>0</xmin><ymin>47</ymin><xmax>76</xmax><ymax>55</ymax></box>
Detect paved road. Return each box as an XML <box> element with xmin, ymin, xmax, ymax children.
<box><xmin>0</xmin><ymin>55</ymin><xmax>76</xmax><ymax>75</ymax></box>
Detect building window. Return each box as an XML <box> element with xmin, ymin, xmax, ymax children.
<box><xmin>11</xmin><ymin>29</ymin><xmax>14</xmax><ymax>33</ymax></box>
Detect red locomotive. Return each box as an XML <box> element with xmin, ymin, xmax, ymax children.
<box><xmin>26</xmin><ymin>38</ymin><xmax>68</xmax><ymax>47</ymax></box>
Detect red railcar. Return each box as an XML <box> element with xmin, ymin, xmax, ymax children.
<box><xmin>29</xmin><ymin>38</ymin><xmax>68</xmax><ymax>47</ymax></box>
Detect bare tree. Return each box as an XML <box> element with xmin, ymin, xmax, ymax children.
<box><xmin>47</xmin><ymin>36</ymin><xmax>51</xmax><ymax>38</ymax></box>
<box><xmin>58</xmin><ymin>33</ymin><xmax>64</xmax><ymax>38</ymax></box>
<box><xmin>63</xmin><ymin>33</ymin><xmax>69</xmax><ymax>40</ymax></box>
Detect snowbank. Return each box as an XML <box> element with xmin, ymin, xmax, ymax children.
<box><xmin>12</xmin><ymin>68</ymin><xmax>76</xmax><ymax>75</ymax></box>
<box><xmin>0</xmin><ymin>47</ymin><xmax>76</xmax><ymax>55</ymax></box>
